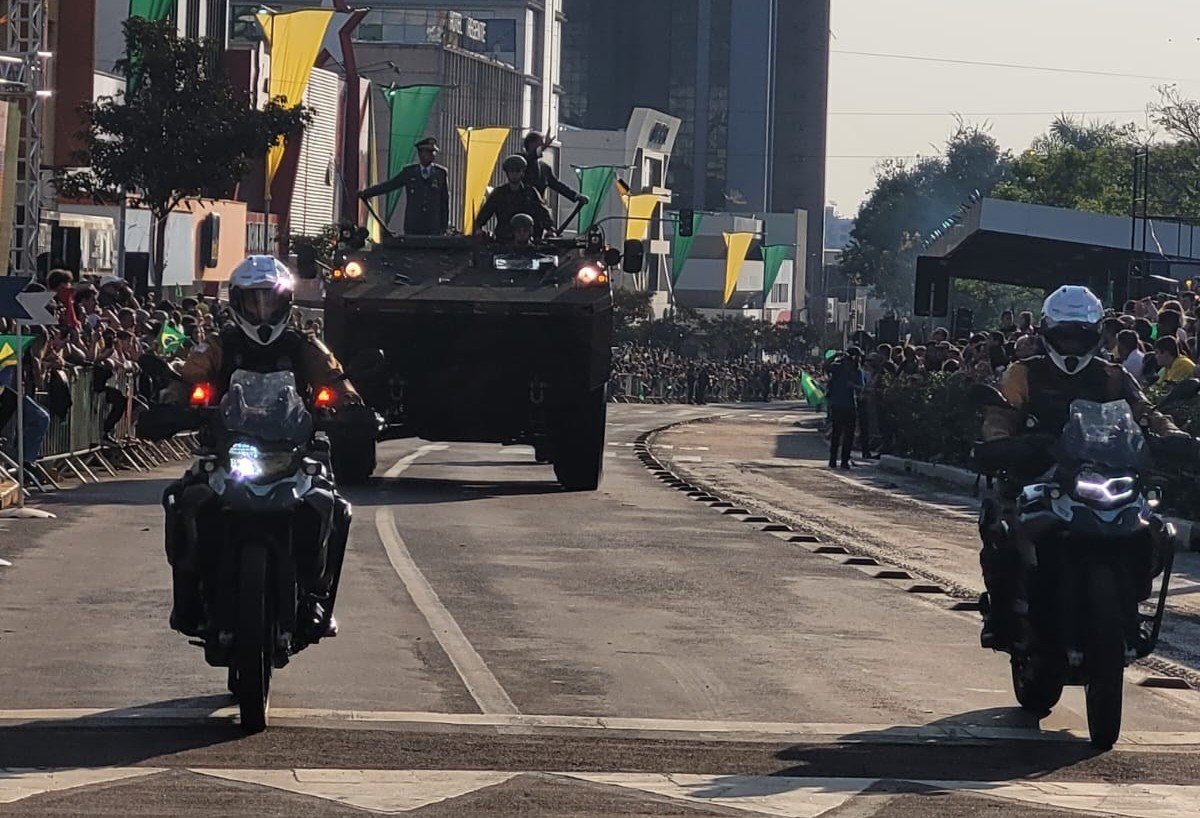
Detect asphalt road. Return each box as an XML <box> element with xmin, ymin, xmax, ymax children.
<box><xmin>3</xmin><ymin>402</ymin><xmax>1200</xmax><ymax>816</ymax></box>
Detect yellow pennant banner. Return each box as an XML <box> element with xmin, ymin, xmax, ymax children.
<box><xmin>723</xmin><ymin>231</ymin><xmax>755</xmax><ymax>306</ymax></box>
<box><xmin>458</xmin><ymin>127</ymin><xmax>510</xmax><ymax>234</ymax></box>
<box><xmin>624</xmin><ymin>193</ymin><xmax>658</xmax><ymax>243</ymax></box>
<box><xmin>257</xmin><ymin>9</ymin><xmax>334</xmax><ymax>186</ymax></box>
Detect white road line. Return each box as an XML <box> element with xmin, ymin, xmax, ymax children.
<box><xmin>4</xmin><ymin>708</ymin><xmax>1200</xmax><ymax>748</ymax></box>
<box><xmin>374</xmin><ymin>509</ymin><xmax>518</xmax><ymax>715</ymax></box>
<box><xmin>384</xmin><ymin>444</ymin><xmax>449</xmax><ymax>479</ymax></box>
<box><xmin>671</xmin><ymin>456</ymin><xmax>703</xmax><ymax>463</ymax></box>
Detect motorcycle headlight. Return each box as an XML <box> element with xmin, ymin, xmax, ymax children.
<box><xmin>1073</xmin><ymin>471</ymin><xmax>1136</xmax><ymax>507</ymax></box>
<box><xmin>228</xmin><ymin>442</ymin><xmax>297</xmax><ymax>482</ymax></box>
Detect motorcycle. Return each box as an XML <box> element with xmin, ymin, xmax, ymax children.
<box><xmin>145</xmin><ymin>369</ymin><xmax>349</xmax><ymax>732</ymax></box>
<box><xmin>972</xmin><ymin>379</ymin><xmax>1199</xmax><ymax>749</ymax></box>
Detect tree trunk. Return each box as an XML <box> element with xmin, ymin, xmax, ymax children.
<box><xmin>151</xmin><ymin>210</ymin><xmax>168</xmax><ymax>302</ymax></box>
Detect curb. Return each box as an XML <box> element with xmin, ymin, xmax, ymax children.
<box><xmin>634</xmin><ymin>416</ymin><xmax>1200</xmax><ymax>692</ymax></box>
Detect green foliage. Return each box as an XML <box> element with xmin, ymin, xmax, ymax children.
<box><xmin>612</xmin><ymin>288</ymin><xmax>655</xmax><ymax>344</ymax></box>
<box><xmin>841</xmin><ymin>123</ymin><xmax>1010</xmax><ymax>309</ymax></box>
<box><xmin>53</xmin><ymin>18</ymin><xmax>311</xmax><ymax>286</ymax></box>
<box><xmin>882</xmin><ymin>372</ymin><xmax>983</xmax><ymax>467</ymax></box>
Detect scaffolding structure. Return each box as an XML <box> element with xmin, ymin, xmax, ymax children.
<box><xmin>1</xmin><ymin>0</ymin><xmax>46</xmax><ymax>277</ymax></box>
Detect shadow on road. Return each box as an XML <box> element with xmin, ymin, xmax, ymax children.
<box><xmin>0</xmin><ymin>696</ymin><xmax>246</xmax><ymax>767</ymax></box>
<box><xmin>354</xmin><ymin>475</ymin><xmax>564</xmax><ymax>505</ymax></box>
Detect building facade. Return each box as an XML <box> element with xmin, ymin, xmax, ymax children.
<box><xmin>332</xmin><ymin>0</ymin><xmax>561</xmax><ymax>137</ymax></box>
<box><xmin>561</xmin><ymin>0</ymin><xmax>829</xmax><ymax>315</ymax></box>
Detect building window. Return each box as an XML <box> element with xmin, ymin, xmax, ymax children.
<box><xmin>771</xmin><ymin>282</ymin><xmax>788</xmax><ymax>303</ymax></box>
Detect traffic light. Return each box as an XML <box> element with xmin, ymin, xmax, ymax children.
<box><xmin>678</xmin><ymin>209</ymin><xmax>695</xmax><ymax>237</ymax></box>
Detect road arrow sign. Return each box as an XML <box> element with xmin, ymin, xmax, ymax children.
<box><xmin>0</xmin><ymin>277</ymin><xmax>32</xmax><ymax>319</ymax></box>
<box><xmin>15</xmin><ymin>291</ymin><xmax>57</xmax><ymax>325</ymax></box>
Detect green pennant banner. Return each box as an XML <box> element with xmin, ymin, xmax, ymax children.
<box><xmin>761</xmin><ymin>244</ymin><xmax>789</xmax><ymax>302</ymax></box>
<box><xmin>574</xmin><ymin>166</ymin><xmax>616</xmax><ymax>233</ymax></box>
<box><xmin>126</xmin><ymin>0</ymin><xmax>176</xmax><ymax>95</ymax></box>
<box><xmin>670</xmin><ymin>211</ymin><xmax>703</xmax><ymax>287</ymax></box>
<box><xmin>0</xmin><ymin>334</ymin><xmax>33</xmax><ymax>370</ymax></box>
<box><xmin>382</xmin><ymin>85</ymin><xmax>442</xmax><ymax>221</ymax></box>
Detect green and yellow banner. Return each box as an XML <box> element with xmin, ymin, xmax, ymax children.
<box><xmin>257</xmin><ymin>8</ymin><xmax>335</xmax><ymax>185</ymax></box>
<box><xmin>458</xmin><ymin>127</ymin><xmax>510</xmax><ymax>234</ymax></box>
<box><xmin>722</xmin><ymin>231</ymin><xmax>755</xmax><ymax>306</ymax></box>
<box><xmin>624</xmin><ymin>193</ymin><xmax>658</xmax><ymax>244</ymax></box>
<box><xmin>574</xmin><ymin>166</ymin><xmax>616</xmax><ymax>232</ymax></box>
<box><xmin>799</xmin><ymin>371</ymin><xmax>826</xmax><ymax>410</ymax></box>
<box><xmin>128</xmin><ymin>0</ymin><xmax>174</xmax><ymax>21</ymax></box>
<box><xmin>670</xmin><ymin>211</ymin><xmax>702</xmax><ymax>287</ymax></box>
<box><xmin>382</xmin><ymin>85</ymin><xmax>441</xmax><ymax>221</ymax></box>
<box><xmin>761</xmin><ymin>244</ymin><xmax>789</xmax><ymax>302</ymax></box>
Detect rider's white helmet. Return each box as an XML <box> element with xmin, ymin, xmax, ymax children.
<box><xmin>229</xmin><ymin>255</ymin><xmax>295</xmax><ymax>346</ymax></box>
<box><xmin>1040</xmin><ymin>285</ymin><xmax>1104</xmax><ymax>375</ymax></box>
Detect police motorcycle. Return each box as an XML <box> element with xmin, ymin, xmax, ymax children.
<box><xmin>140</xmin><ymin>359</ymin><xmax>377</xmax><ymax>732</ymax></box>
<box><xmin>972</xmin><ymin>378</ymin><xmax>1200</xmax><ymax>749</ymax></box>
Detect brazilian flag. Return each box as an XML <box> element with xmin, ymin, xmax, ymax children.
<box><xmin>799</xmin><ymin>371</ymin><xmax>826</xmax><ymax>410</ymax></box>
<box><xmin>160</xmin><ymin>323</ymin><xmax>186</xmax><ymax>355</ymax></box>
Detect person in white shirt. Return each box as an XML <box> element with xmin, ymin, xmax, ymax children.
<box><xmin>1117</xmin><ymin>329</ymin><xmax>1147</xmax><ymax>384</ymax></box>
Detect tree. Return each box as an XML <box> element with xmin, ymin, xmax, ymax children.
<box><xmin>840</xmin><ymin>122</ymin><xmax>1010</xmax><ymax>310</ymax></box>
<box><xmin>992</xmin><ymin>116</ymin><xmax>1137</xmax><ymax>214</ymax></box>
<box><xmin>54</xmin><ymin>18</ymin><xmax>310</xmax><ymax>290</ymax></box>
<box><xmin>612</xmin><ymin>287</ymin><xmax>654</xmax><ymax>344</ymax></box>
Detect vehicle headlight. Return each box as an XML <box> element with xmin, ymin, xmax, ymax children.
<box><xmin>228</xmin><ymin>442</ymin><xmax>296</xmax><ymax>482</ymax></box>
<box><xmin>575</xmin><ymin>265</ymin><xmax>608</xmax><ymax>287</ymax></box>
<box><xmin>344</xmin><ymin>261</ymin><xmax>365</xmax><ymax>279</ymax></box>
<box><xmin>1073</xmin><ymin>471</ymin><xmax>1136</xmax><ymax>506</ymax></box>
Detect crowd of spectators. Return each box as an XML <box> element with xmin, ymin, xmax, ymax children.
<box><xmin>0</xmin><ymin>269</ymin><xmax>323</xmax><ymax>484</ymax></box>
<box><xmin>836</xmin><ymin>295</ymin><xmax>1200</xmax><ymax>464</ymax></box>
<box><xmin>609</xmin><ymin>344</ymin><xmax>806</xmax><ymax>404</ymax></box>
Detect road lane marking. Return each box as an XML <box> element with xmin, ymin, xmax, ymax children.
<box><xmin>191</xmin><ymin>769</ymin><xmax>518</xmax><ymax>814</ymax></box>
<box><xmin>5</xmin><ymin>708</ymin><xmax>1200</xmax><ymax>748</ymax></box>
<box><xmin>2</xmin><ymin>769</ymin><xmax>1196</xmax><ymax>817</ymax></box>
<box><xmin>0</xmin><ymin>768</ymin><xmax>165</xmax><ymax>804</ymax></box>
<box><xmin>384</xmin><ymin>444</ymin><xmax>449</xmax><ymax>479</ymax></box>
<box><xmin>374</xmin><ymin>509</ymin><xmax>518</xmax><ymax>715</ymax></box>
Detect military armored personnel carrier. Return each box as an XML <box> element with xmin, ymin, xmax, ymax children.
<box><xmin>320</xmin><ymin>228</ymin><xmax>627</xmax><ymax>490</ymax></box>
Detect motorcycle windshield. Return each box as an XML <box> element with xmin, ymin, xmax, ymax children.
<box><xmin>1058</xmin><ymin>399</ymin><xmax>1146</xmax><ymax>469</ymax></box>
<box><xmin>219</xmin><ymin>369</ymin><xmax>313</xmax><ymax>444</ymax></box>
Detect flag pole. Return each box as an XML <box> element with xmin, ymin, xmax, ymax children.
<box><xmin>14</xmin><ymin>318</ymin><xmax>22</xmax><ymax>510</ymax></box>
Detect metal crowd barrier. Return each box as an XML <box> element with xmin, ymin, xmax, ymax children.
<box><xmin>1</xmin><ymin>364</ymin><xmax>197</xmax><ymax>499</ymax></box>
<box><xmin>608</xmin><ymin>371</ymin><xmax>804</xmax><ymax>404</ymax></box>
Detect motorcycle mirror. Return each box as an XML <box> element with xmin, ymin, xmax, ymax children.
<box><xmin>622</xmin><ymin>239</ymin><xmax>645</xmax><ymax>273</ymax></box>
<box><xmin>968</xmin><ymin>382</ymin><xmax>1013</xmax><ymax>410</ymax></box>
<box><xmin>345</xmin><ymin>348</ymin><xmax>385</xmax><ymax>382</ymax></box>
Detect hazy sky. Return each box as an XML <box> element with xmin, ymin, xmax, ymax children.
<box><xmin>826</xmin><ymin>0</ymin><xmax>1200</xmax><ymax>215</ymax></box>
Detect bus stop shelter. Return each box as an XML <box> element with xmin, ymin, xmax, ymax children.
<box><xmin>915</xmin><ymin>198</ymin><xmax>1200</xmax><ymax>313</ymax></box>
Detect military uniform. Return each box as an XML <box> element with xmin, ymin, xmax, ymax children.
<box><xmin>474</xmin><ymin>183</ymin><xmax>553</xmax><ymax>242</ymax></box>
<box><xmin>361</xmin><ymin>162</ymin><xmax>450</xmax><ymax>236</ymax></box>
<box><xmin>522</xmin><ymin>151</ymin><xmax>581</xmax><ymax>203</ymax></box>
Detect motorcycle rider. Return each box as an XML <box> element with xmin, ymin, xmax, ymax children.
<box><xmin>156</xmin><ymin>256</ymin><xmax>361</xmax><ymax>640</ymax></box>
<box><xmin>473</xmin><ymin>155</ymin><xmax>554</xmax><ymax>242</ymax></box>
<box><xmin>978</xmin><ymin>284</ymin><xmax>1184</xmax><ymax>648</ymax></box>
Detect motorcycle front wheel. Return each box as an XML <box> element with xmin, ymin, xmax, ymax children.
<box><xmin>1084</xmin><ymin>564</ymin><xmax>1126</xmax><ymax>750</ymax></box>
<box><xmin>235</xmin><ymin>543</ymin><xmax>273</xmax><ymax>733</ymax></box>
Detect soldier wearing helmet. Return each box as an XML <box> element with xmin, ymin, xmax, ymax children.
<box><xmin>473</xmin><ymin>154</ymin><xmax>554</xmax><ymax>242</ymax></box>
<box><xmin>521</xmin><ymin>131</ymin><xmax>589</xmax><ymax>206</ymax></box>
<box><xmin>977</xmin><ymin>285</ymin><xmax>1185</xmax><ymax>649</ymax></box>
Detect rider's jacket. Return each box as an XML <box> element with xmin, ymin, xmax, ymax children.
<box><xmin>982</xmin><ymin>355</ymin><xmax>1177</xmax><ymax>441</ymax></box>
<box><xmin>180</xmin><ymin>327</ymin><xmax>358</xmax><ymax>402</ymax></box>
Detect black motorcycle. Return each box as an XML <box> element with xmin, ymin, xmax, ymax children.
<box><xmin>150</xmin><ymin>370</ymin><xmax>348</xmax><ymax>731</ymax></box>
<box><xmin>973</xmin><ymin>380</ymin><xmax>1198</xmax><ymax>749</ymax></box>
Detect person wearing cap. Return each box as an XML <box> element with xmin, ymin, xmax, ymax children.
<box><xmin>824</xmin><ymin>347</ymin><xmax>868</xmax><ymax>469</ymax></box>
<box><xmin>521</xmin><ymin>131</ymin><xmax>589</xmax><ymax>206</ymax></box>
<box><xmin>473</xmin><ymin>155</ymin><xmax>554</xmax><ymax>242</ymax></box>
<box><xmin>358</xmin><ymin>136</ymin><xmax>450</xmax><ymax>236</ymax></box>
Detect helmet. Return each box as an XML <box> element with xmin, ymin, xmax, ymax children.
<box><xmin>510</xmin><ymin>212</ymin><xmax>535</xmax><ymax>231</ymax></box>
<box><xmin>1040</xmin><ymin>285</ymin><xmax>1104</xmax><ymax>375</ymax></box>
<box><xmin>501</xmin><ymin>155</ymin><xmax>528</xmax><ymax>174</ymax></box>
<box><xmin>229</xmin><ymin>255</ymin><xmax>295</xmax><ymax>346</ymax></box>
